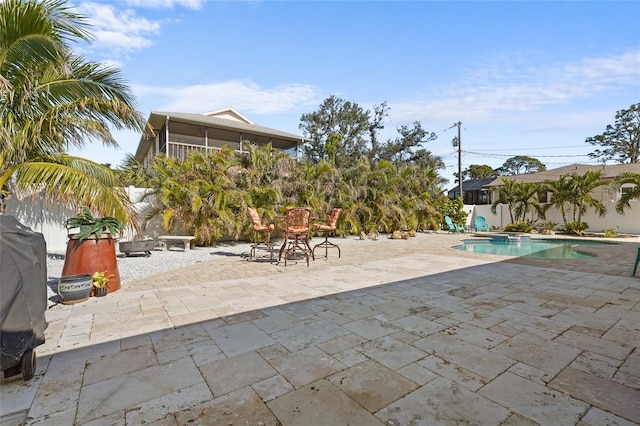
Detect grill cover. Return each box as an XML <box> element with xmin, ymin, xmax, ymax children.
<box><xmin>0</xmin><ymin>215</ymin><xmax>47</xmax><ymax>371</ymax></box>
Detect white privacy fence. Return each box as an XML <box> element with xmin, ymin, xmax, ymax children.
<box><xmin>3</xmin><ymin>187</ymin><xmax>163</xmax><ymax>252</ymax></box>
<box><xmin>465</xmin><ymin>202</ymin><xmax>640</xmax><ymax>235</ymax></box>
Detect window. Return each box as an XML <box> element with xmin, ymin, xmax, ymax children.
<box><xmin>621</xmin><ymin>184</ymin><xmax>636</xmax><ymax>200</ymax></box>
<box><xmin>539</xmin><ymin>192</ymin><xmax>548</xmax><ymax>203</ymax></box>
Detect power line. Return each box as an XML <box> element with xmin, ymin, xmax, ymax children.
<box><xmin>468</xmin><ymin>145</ymin><xmax>587</xmax><ymax>152</ymax></box>
<box><xmin>464</xmin><ymin>150</ymin><xmax>591</xmax><ymax>158</ymax></box>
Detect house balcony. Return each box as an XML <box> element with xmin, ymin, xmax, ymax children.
<box><xmin>164</xmin><ymin>140</ymin><xmax>246</xmax><ymax>161</ymax></box>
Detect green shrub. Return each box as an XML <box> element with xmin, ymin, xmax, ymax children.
<box><xmin>561</xmin><ymin>221</ymin><xmax>589</xmax><ymax>236</ymax></box>
<box><xmin>434</xmin><ymin>197</ymin><xmax>468</xmax><ymax>231</ymax></box>
<box><xmin>504</xmin><ymin>221</ymin><xmax>536</xmax><ymax>232</ymax></box>
<box><xmin>603</xmin><ymin>226</ymin><xmax>619</xmax><ymax>238</ymax></box>
<box><xmin>538</xmin><ymin>221</ymin><xmax>557</xmax><ymax>232</ymax></box>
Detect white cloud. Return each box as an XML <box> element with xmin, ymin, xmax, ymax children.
<box><xmin>77</xmin><ymin>2</ymin><xmax>161</xmax><ymax>53</ymax></box>
<box><xmin>390</xmin><ymin>50</ymin><xmax>640</xmax><ymax>125</ymax></box>
<box><xmin>125</xmin><ymin>0</ymin><xmax>205</xmax><ymax>10</ymax></box>
<box><xmin>138</xmin><ymin>80</ymin><xmax>321</xmax><ymax>115</ymax></box>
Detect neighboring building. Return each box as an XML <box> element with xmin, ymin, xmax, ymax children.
<box><xmin>483</xmin><ymin>163</ymin><xmax>640</xmax><ymax>204</ymax></box>
<box><xmin>448</xmin><ymin>178</ymin><xmax>494</xmax><ymax>205</ymax></box>
<box><xmin>134</xmin><ymin>107</ymin><xmax>306</xmax><ymax>168</ymax></box>
<box><xmin>465</xmin><ymin>163</ymin><xmax>640</xmax><ymax>234</ymax></box>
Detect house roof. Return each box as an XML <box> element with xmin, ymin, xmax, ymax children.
<box><xmin>448</xmin><ymin>178</ymin><xmax>494</xmax><ymax>195</ymax></box>
<box><xmin>135</xmin><ymin>109</ymin><xmax>306</xmax><ymax>160</ymax></box>
<box><xmin>201</xmin><ymin>107</ymin><xmax>254</xmax><ymax>125</ymax></box>
<box><xmin>483</xmin><ymin>163</ymin><xmax>640</xmax><ymax>187</ymax></box>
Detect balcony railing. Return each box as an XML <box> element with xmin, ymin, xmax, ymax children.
<box><xmin>166</xmin><ymin>141</ymin><xmax>244</xmax><ymax>160</ymax></box>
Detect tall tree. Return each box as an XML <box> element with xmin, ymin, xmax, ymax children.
<box><xmin>299</xmin><ymin>95</ymin><xmax>375</xmax><ymax>167</ymax></box>
<box><xmin>455</xmin><ymin>164</ymin><xmax>497</xmax><ymax>182</ymax></box>
<box><xmin>497</xmin><ymin>156</ymin><xmax>546</xmax><ymax>176</ymax></box>
<box><xmin>586</xmin><ymin>103</ymin><xmax>640</xmax><ymax>164</ymax></box>
<box><xmin>0</xmin><ymin>0</ymin><xmax>146</xmax><ymax>225</ymax></box>
<box><xmin>376</xmin><ymin>121</ymin><xmax>438</xmax><ymax>166</ymax></box>
<box><xmin>299</xmin><ymin>96</ymin><xmax>444</xmax><ymax>174</ymax></box>
<box><xmin>468</xmin><ymin>164</ymin><xmax>497</xmax><ymax>179</ymax></box>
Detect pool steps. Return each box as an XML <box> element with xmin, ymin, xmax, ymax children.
<box><xmin>491</xmin><ymin>234</ymin><xmax>531</xmax><ymax>243</ymax></box>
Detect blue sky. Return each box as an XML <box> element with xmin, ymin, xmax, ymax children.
<box><xmin>69</xmin><ymin>0</ymin><xmax>640</xmax><ymax>188</ymax></box>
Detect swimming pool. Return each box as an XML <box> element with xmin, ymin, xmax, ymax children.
<box><xmin>452</xmin><ymin>238</ymin><xmax>610</xmax><ymax>259</ymax></box>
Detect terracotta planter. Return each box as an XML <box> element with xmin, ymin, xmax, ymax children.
<box><xmin>61</xmin><ymin>237</ymin><xmax>121</xmax><ymax>293</ymax></box>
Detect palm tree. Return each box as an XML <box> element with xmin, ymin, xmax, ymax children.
<box><xmin>568</xmin><ymin>170</ymin><xmax>607</xmax><ymax>223</ymax></box>
<box><xmin>544</xmin><ymin>175</ymin><xmax>574</xmax><ymax>224</ymax></box>
<box><xmin>238</xmin><ymin>143</ymin><xmax>286</xmax><ymax>220</ymax></box>
<box><xmin>116</xmin><ymin>154</ymin><xmax>150</xmax><ymax>188</ymax></box>
<box><xmin>491</xmin><ymin>178</ymin><xmax>519</xmax><ymax>223</ymax></box>
<box><xmin>0</xmin><ymin>0</ymin><xmax>146</xmax><ymax>225</ymax></box>
<box><xmin>407</xmin><ymin>164</ymin><xmax>442</xmax><ymax>231</ymax></box>
<box><xmin>143</xmin><ymin>149</ymin><xmax>250</xmax><ymax>245</ymax></box>
<box><xmin>512</xmin><ymin>181</ymin><xmax>544</xmax><ymax>222</ymax></box>
<box><xmin>491</xmin><ymin>178</ymin><xmax>545</xmax><ymax>224</ymax></box>
<box><xmin>614</xmin><ymin>172</ymin><xmax>640</xmax><ymax>214</ymax></box>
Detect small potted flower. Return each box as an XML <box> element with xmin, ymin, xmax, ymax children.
<box><xmin>91</xmin><ymin>271</ymin><xmax>112</xmax><ymax>297</ymax></box>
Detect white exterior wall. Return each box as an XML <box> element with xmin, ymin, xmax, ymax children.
<box><xmin>469</xmin><ymin>200</ymin><xmax>640</xmax><ymax>235</ymax></box>
<box><xmin>4</xmin><ymin>187</ymin><xmax>163</xmax><ymax>252</ymax></box>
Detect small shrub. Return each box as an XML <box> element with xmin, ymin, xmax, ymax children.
<box><xmin>504</xmin><ymin>221</ymin><xmax>535</xmax><ymax>233</ymax></box>
<box><xmin>538</xmin><ymin>221</ymin><xmax>557</xmax><ymax>232</ymax></box>
<box><xmin>91</xmin><ymin>271</ymin><xmax>113</xmax><ymax>288</ymax></box>
<box><xmin>537</xmin><ymin>220</ymin><xmax>557</xmax><ymax>235</ymax></box>
<box><xmin>561</xmin><ymin>221</ymin><xmax>589</xmax><ymax>236</ymax></box>
<box><xmin>603</xmin><ymin>226</ymin><xmax>619</xmax><ymax>238</ymax></box>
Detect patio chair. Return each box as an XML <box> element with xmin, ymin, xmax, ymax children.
<box><xmin>445</xmin><ymin>216</ymin><xmax>464</xmax><ymax>234</ymax></box>
<box><xmin>247</xmin><ymin>208</ymin><xmax>274</xmax><ymax>261</ymax></box>
<box><xmin>474</xmin><ymin>215</ymin><xmax>490</xmax><ymax>232</ymax></box>
<box><xmin>279</xmin><ymin>207</ymin><xmax>313</xmax><ymax>266</ymax></box>
<box><xmin>632</xmin><ymin>246</ymin><xmax>640</xmax><ymax>277</ymax></box>
<box><xmin>312</xmin><ymin>208</ymin><xmax>342</xmax><ymax>259</ymax></box>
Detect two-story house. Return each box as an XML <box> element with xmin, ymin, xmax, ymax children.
<box><xmin>134</xmin><ymin>107</ymin><xmax>306</xmax><ymax>168</ymax></box>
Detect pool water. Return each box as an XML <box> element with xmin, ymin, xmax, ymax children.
<box><xmin>453</xmin><ymin>239</ymin><xmax>605</xmax><ymax>259</ymax></box>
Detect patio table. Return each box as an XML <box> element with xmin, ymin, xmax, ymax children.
<box><xmin>276</xmin><ymin>208</ymin><xmax>316</xmax><ymax>265</ymax></box>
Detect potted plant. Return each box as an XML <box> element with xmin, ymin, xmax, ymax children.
<box><xmin>64</xmin><ymin>206</ymin><xmax>124</xmax><ymax>241</ymax></box>
<box><xmin>91</xmin><ymin>271</ymin><xmax>112</xmax><ymax>297</ymax></box>
<box><xmin>61</xmin><ymin>207</ymin><xmax>124</xmax><ymax>293</ymax></box>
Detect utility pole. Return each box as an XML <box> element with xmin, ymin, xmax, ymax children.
<box><xmin>451</xmin><ymin>121</ymin><xmax>462</xmax><ymax>200</ymax></box>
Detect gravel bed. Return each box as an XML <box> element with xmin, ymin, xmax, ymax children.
<box><xmin>46</xmin><ymin>241</ymin><xmax>251</xmax><ymax>284</ymax></box>
<box><xmin>45</xmin><ymin>241</ymin><xmax>252</xmax><ymax>305</ymax></box>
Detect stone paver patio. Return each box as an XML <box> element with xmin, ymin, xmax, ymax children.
<box><xmin>1</xmin><ymin>232</ymin><xmax>639</xmax><ymax>425</ymax></box>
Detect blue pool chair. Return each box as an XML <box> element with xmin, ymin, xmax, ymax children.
<box><xmin>445</xmin><ymin>216</ymin><xmax>464</xmax><ymax>234</ymax></box>
<box><xmin>474</xmin><ymin>216</ymin><xmax>490</xmax><ymax>232</ymax></box>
